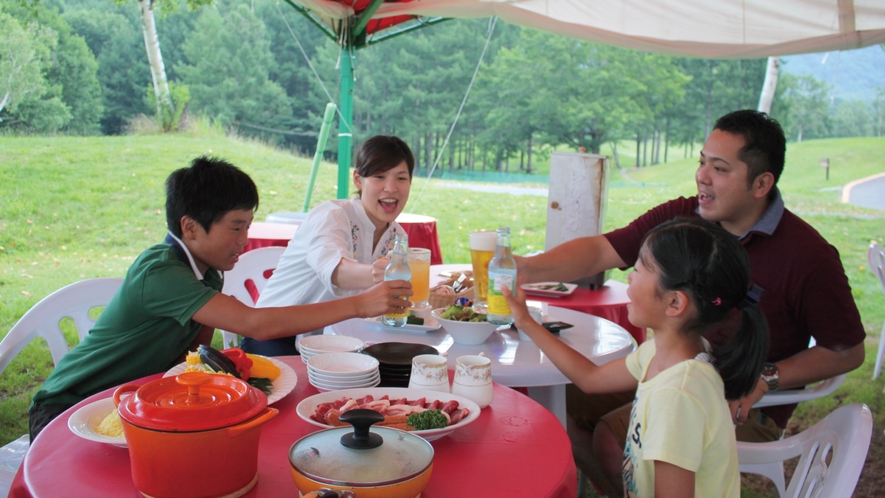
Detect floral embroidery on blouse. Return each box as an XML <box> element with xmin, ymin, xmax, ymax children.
<box><xmin>381</xmin><ymin>229</ymin><xmax>398</xmax><ymax>257</ymax></box>
<box><xmin>351</xmin><ymin>223</ymin><xmax>359</xmax><ymax>259</ymax></box>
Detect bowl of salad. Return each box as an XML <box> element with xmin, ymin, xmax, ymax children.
<box><xmin>431</xmin><ymin>305</ymin><xmax>498</xmax><ymax>345</ymax></box>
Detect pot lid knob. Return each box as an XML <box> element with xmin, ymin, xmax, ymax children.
<box><xmin>339</xmin><ymin>409</ymin><xmax>384</xmax><ymax>450</ymax></box>
<box><xmin>176</xmin><ymin>372</ymin><xmax>211</xmax><ymax>405</ymax></box>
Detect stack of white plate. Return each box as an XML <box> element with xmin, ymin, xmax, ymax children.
<box><xmin>307</xmin><ymin>352</ymin><xmax>381</xmax><ymax>392</ymax></box>
<box><xmin>299</xmin><ymin>335</ymin><xmax>365</xmax><ymax>364</ymax></box>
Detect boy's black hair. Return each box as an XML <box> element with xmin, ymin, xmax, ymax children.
<box><xmin>640</xmin><ymin>217</ymin><xmax>770</xmax><ymax>400</ymax></box>
<box><xmin>354</xmin><ymin>136</ymin><xmax>415</xmax><ymax>185</ymax></box>
<box><xmin>713</xmin><ymin>110</ymin><xmax>786</xmax><ymax>189</ymax></box>
<box><xmin>165</xmin><ymin>156</ymin><xmax>259</xmax><ymax>237</ymax></box>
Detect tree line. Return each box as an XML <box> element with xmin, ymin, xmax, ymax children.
<box><xmin>2</xmin><ymin>0</ymin><xmax>883</xmax><ymax>172</ymax></box>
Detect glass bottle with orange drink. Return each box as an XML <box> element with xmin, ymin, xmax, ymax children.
<box><xmin>382</xmin><ymin>233</ymin><xmax>410</xmax><ymax>327</ymax></box>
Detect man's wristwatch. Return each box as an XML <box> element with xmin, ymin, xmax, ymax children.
<box><xmin>761</xmin><ymin>362</ymin><xmax>779</xmax><ymax>392</ymax></box>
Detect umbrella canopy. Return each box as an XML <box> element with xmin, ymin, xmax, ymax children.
<box><xmin>286</xmin><ymin>0</ymin><xmax>885</xmax><ymax>197</ymax></box>
<box><xmin>291</xmin><ymin>0</ymin><xmax>885</xmax><ymax>58</ymax></box>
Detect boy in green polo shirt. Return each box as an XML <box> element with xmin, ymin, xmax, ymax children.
<box><xmin>29</xmin><ymin>156</ymin><xmax>411</xmax><ymax>440</ymax></box>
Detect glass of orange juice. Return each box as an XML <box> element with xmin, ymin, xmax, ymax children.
<box><xmin>408</xmin><ymin>247</ymin><xmax>431</xmax><ymax>307</ymax></box>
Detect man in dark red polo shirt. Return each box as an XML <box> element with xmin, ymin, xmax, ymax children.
<box><xmin>517</xmin><ymin>110</ymin><xmax>865</xmax><ymax>496</ymax></box>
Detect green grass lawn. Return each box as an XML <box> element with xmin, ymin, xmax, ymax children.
<box><xmin>2</xmin><ymin>128</ymin><xmax>884</xmax><ymax>494</ymax></box>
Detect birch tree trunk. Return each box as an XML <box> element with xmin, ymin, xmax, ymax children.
<box><xmin>138</xmin><ymin>0</ymin><xmax>173</xmax><ymax>118</ymax></box>
<box><xmin>526</xmin><ymin>133</ymin><xmax>533</xmax><ymax>174</ymax></box>
<box><xmin>757</xmin><ymin>56</ymin><xmax>781</xmax><ymax>114</ymax></box>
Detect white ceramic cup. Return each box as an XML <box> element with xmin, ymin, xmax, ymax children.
<box><xmin>453</xmin><ymin>355</ymin><xmax>492</xmax><ymax>386</ymax></box>
<box><xmin>452</xmin><ymin>355</ymin><xmax>493</xmax><ymax>408</ymax></box>
<box><xmin>452</xmin><ymin>380</ymin><xmax>494</xmax><ymax>408</ymax></box>
<box><xmin>408</xmin><ymin>354</ymin><xmax>450</xmax><ymax>393</ymax></box>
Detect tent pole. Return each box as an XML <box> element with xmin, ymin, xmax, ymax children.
<box><xmin>304</xmin><ymin>102</ymin><xmax>337</xmax><ymax>211</ymax></box>
<box><xmin>338</xmin><ymin>42</ymin><xmax>354</xmax><ymax>199</ymax></box>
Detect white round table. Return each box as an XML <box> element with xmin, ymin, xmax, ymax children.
<box><xmin>325</xmin><ymin>305</ymin><xmax>635</xmax><ymax>426</ymax></box>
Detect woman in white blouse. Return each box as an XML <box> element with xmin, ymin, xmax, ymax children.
<box><xmin>243</xmin><ymin>136</ymin><xmax>414</xmax><ymax>356</ymax></box>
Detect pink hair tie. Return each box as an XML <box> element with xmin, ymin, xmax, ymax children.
<box><xmin>711</xmin><ymin>297</ymin><xmax>722</xmax><ymax>306</ymax></box>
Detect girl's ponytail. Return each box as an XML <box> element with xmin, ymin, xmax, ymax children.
<box><xmin>714</xmin><ymin>303</ymin><xmax>769</xmax><ymax>400</ymax></box>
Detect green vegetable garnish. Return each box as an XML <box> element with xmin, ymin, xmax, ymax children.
<box><xmin>247</xmin><ymin>377</ymin><xmax>273</xmax><ymax>397</ymax></box>
<box><xmin>406</xmin><ymin>315</ymin><xmax>425</xmax><ymax>325</ymax></box>
<box><xmin>407</xmin><ymin>409</ymin><xmax>449</xmax><ymax>430</ymax></box>
<box><xmin>439</xmin><ymin>305</ymin><xmax>488</xmax><ymax>322</ymax></box>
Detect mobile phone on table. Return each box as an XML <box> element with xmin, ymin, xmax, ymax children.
<box><xmin>542</xmin><ymin>321</ymin><xmax>573</xmax><ymax>334</ymax></box>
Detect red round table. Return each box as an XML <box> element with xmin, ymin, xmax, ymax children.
<box><xmin>245</xmin><ymin>215</ymin><xmax>444</xmax><ymax>265</ymax></box>
<box><xmin>11</xmin><ymin>358</ymin><xmax>576</xmax><ymax>498</ymax></box>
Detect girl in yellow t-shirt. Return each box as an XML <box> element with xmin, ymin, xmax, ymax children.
<box><xmin>505</xmin><ymin>218</ymin><xmax>769</xmax><ymax>498</ymax></box>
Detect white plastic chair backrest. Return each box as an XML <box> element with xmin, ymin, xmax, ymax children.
<box><xmin>0</xmin><ymin>278</ymin><xmax>123</xmax><ymax>374</ymax></box>
<box><xmin>868</xmin><ymin>242</ymin><xmax>885</xmax><ymax>379</ymax></box>
<box><xmin>222</xmin><ymin>246</ymin><xmax>285</xmax><ymax>306</ymax></box>
<box><xmin>738</xmin><ymin>403</ymin><xmax>873</xmax><ymax>498</ymax></box>
<box><xmin>869</xmin><ymin>242</ymin><xmax>885</xmax><ymax>291</ymax></box>
<box><xmin>220</xmin><ymin>246</ymin><xmax>285</xmax><ymax>347</ymax></box>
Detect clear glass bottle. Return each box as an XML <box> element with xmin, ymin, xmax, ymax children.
<box><xmin>487</xmin><ymin>227</ymin><xmax>517</xmax><ymax>325</ymax></box>
<box><xmin>382</xmin><ymin>233</ymin><xmax>411</xmax><ymax>327</ymax></box>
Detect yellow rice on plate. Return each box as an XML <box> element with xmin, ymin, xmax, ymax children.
<box><xmin>95</xmin><ymin>408</ymin><xmax>124</xmax><ymax>438</ymax></box>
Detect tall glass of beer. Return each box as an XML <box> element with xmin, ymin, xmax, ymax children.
<box><xmin>408</xmin><ymin>247</ymin><xmax>431</xmax><ymax>307</ymax></box>
<box><xmin>469</xmin><ymin>231</ymin><xmax>498</xmax><ymax>313</ymax></box>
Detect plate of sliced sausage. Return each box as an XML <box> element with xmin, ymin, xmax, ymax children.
<box><xmin>296</xmin><ymin>387</ymin><xmax>481</xmax><ymax>441</ymax></box>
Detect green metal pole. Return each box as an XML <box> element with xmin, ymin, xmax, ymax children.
<box><xmin>303</xmin><ymin>102</ymin><xmax>337</xmax><ymax>212</ymax></box>
<box><xmin>337</xmin><ymin>44</ymin><xmax>354</xmax><ymax>199</ymax></box>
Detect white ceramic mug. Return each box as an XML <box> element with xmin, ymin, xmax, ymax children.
<box><xmin>453</xmin><ymin>355</ymin><xmax>492</xmax><ymax>386</ymax></box>
<box><xmin>408</xmin><ymin>354</ymin><xmax>449</xmax><ymax>393</ymax></box>
<box><xmin>452</xmin><ymin>355</ymin><xmax>493</xmax><ymax>408</ymax></box>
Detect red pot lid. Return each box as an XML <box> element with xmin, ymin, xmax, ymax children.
<box><xmin>117</xmin><ymin>372</ymin><xmax>266</xmax><ymax>432</ymax></box>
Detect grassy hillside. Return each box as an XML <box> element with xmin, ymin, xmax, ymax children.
<box><xmin>1</xmin><ymin>130</ymin><xmax>884</xmax><ymax>495</ymax></box>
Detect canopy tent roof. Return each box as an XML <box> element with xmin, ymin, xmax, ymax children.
<box><xmin>290</xmin><ymin>0</ymin><xmax>885</xmax><ymax>58</ymax></box>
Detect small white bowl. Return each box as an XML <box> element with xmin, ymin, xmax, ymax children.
<box><xmin>67</xmin><ymin>397</ymin><xmax>128</xmax><ymax>448</ymax></box>
<box><xmin>431</xmin><ymin>308</ymin><xmax>499</xmax><ymax>345</ymax></box>
<box><xmin>307</xmin><ymin>368</ymin><xmax>379</xmax><ymax>383</ymax></box>
<box><xmin>308</xmin><ymin>373</ymin><xmax>381</xmax><ymax>391</ymax></box>
<box><xmin>299</xmin><ymin>335</ymin><xmax>365</xmax><ymax>354</ymax></box>
<box><xmin>307</xmin><ymin>352</ymin><xmax>379</xmax><ymax>376</ymax></box>
<box><xmin>312</xmin><ymin>378</ymin><xmax>381</xmax><ymax>393</ymax></box>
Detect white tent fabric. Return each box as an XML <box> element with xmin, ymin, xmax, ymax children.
<box><xmin>291</xmin><ymin>0</ymin><xmax>885</xmax><ymax>58</ymax></box>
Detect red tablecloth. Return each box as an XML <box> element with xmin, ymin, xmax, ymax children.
<box><xmin>529</xmin><ymin>280</ymin><xmax>645</xmax><ymax>344</ymax></box>
<box><xmin>243</xmin><ymin>221</ymin><xmax>298</xmax><ymax>253</ymax></box>
<box><xmin>395</xmin><ymin>213</ymin><xmax>444</xmax><ymax>265</ymax></box>
<box><xmin>11</xmin><ymin>358</ymin><xmax>576</xmax><ymax>498</ymax></box>
<box><xmin>245</xmin><ymin>216</ymin><xmax>444</xmax><ymax>265</ymax></box>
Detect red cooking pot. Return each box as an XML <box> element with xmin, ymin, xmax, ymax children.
<box><xmin>114</xmin><ymin>372</ymin><xmax>278</xmax><ymax>498</ymax></box>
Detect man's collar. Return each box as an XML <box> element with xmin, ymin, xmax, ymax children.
<box><xmin>739</xmin><ymin>188</ymin><xmax>784</xmax><ymax>240</ymax></box>
<box><xmin>164</xmin><ymin>232</ymin><xmax>204</xmax><ymax>280</ymax></box>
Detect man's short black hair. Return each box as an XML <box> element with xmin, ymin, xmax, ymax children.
<box><xmin>713</xmin><ymin>110</ymin><xmax>786</xmax><ymax>188</ymax></box>
<box><xmin>165</xmin><ymin>156</ymin><xmax>259</xmax><ymax>237</ymax></box>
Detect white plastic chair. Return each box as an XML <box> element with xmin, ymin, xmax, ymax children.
<box><xmin>0</xmin><ymin>278</ymin><xmax>123</xmax><ymax>374</ymax></box>
<box><xmin>738</xmin><ymin>403</ymin><xmax>872</xmax><ymax>498</ymax></box>
<box><xmin>220</xmin><ymin>246</ymin><xmax>285</xmax><ymax>347</ymax></box>
<box><xmin>0</xmin><ymin>277</ymin><xmax>122</xmax><ymax>495</ymax></box>
<box><xmin>867</xmin><ymin>242</ymin><xmax>885</xmax><ymax>380</ymax></box>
